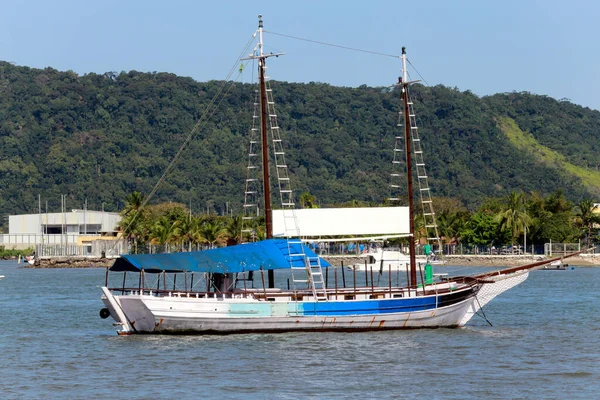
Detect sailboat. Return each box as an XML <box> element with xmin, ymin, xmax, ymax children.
<box><xmin>99</xmin><ymin>16</ymin><xmax>583</xmax><ymax>335</ymax></box>
<box><xmin>99</xmin><ymin>16</ymin><xmax>482</xmax><ymax>335</ymax></box>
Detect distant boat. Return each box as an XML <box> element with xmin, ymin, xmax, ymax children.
<box><xmin>542</xmin><ymin>259</ymin><xmax>572</xmax><ymax>270</ymax></box>
<box><xmin>18</xmin><ymin>255</ymin><xmax>35</xmax><ymax>265</ymax></box>
<box><xmin>99</xmin><ymin>16</ymin><xmax>583</xmax><ymax>335</ymax></box>
<box><xmin>351</xmin><ymin>247</ymin><xmax>444</xmax><ymax>272</ymax></box>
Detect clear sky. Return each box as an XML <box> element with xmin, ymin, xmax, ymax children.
<box><xmin>2</xmin><ymin>0</ymin><xmax>600</xmax><ymax>110</ymax></box>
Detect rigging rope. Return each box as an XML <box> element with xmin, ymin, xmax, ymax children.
<box><xmin>474</xmin><ymin>295</ymin><xmax>493</xmax><ymax>326</ymax></box>
<box><xmin>406</xmin><ymin>59</ymin><xmax>429</xmax><ymax>86</ymax></box>
<box><xmin>264</xmin><ymin>30</ymin><xmax>400</xmax><ymax>59</ymax></box>
<box><xmin>265</xmin><ymin>30</ymin><xmax>432</xmax><ymax>88</ymax></box>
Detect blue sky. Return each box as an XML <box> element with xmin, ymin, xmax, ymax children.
<box><xmin>2</xmin><ymin>0</ymin><xmax>600</xmax><ymax>110</ymax></box>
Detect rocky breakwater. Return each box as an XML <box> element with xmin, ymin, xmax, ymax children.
<box><xmin>444</xmin><ymin>254</ymin><xmax>600</xmax><ymax>267</ymax></box>
<box><xmin>23</xmin><ymin>257</ymin><xmax>114</xmax><ymax>269</ymax></box>
<box><xmin>322</xmin><ymin>255</ymin><xmax>366</xmax><ymax>267</ymax></box>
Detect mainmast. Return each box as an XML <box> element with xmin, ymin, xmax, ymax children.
<box><xmin>257</xmin><ymin>15</ymin><xmax>272</xmax><ymax>241</ymax></box>
<box><xmin>243</xmin><ymin>15</ymin><xmax>284</xmax><ymax>288</ymax></box>
<box><xmin>400</xmin><ymin>46</ymin><xmax>418</xmax><ymax>288</ymax></box>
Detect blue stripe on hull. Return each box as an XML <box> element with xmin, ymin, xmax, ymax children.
<box><xmin>299</xmin><ymin>297</ymin><xmax>434</xmax><ymax>316</ymax></box>
<box><xmin>298</xmin><ymin>289</ymin><xmax>475</xmax><ymax>316</ymax></box>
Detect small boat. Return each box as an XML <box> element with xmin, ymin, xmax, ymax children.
<box><xmin>352</xmin><ymin>248</ymin><xmax>410</xmax><ymax>271</ymax></box>
<box><xmin>99</xmin><ymin>16</ymin><xmax>481</xmax><ymax>335</ymax></box>
<box><xmin>351</xmin><ymin>247</ymin><xmax>444</xmax><ymax>272</ymax></box>
<box><xmin>541</xmin><ymin>259</ymin><xmax>572</xmax><ymax>270</ymax></box>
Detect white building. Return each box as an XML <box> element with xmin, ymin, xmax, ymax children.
<box><xmin>1</xmin><ymin>210</ymin><xmax>123</xmax><ymax>256</ymax></box>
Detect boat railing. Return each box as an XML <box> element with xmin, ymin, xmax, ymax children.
<box><xmin>107</xmin><ymin>287</ymin><xmax>259</xmax><ymax>300</ymax></box>
<box><xmin>107</xmin><ymin>282</ymin><xmax>464</xmax><ymax>301</ymax></box>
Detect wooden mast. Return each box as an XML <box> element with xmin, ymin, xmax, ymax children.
<box><xmin>257</xmin><ymin>16</ymin><xmax>272</xmax><ymax>242</ymax></box>
<box><xmin>253</xmin><ymin>15</ymin><xmax>285</xmax><ymax>288</ymax></box>
<box><xmin>401</xmin><ymin>46</ymin><xmax>417</xmax><ymax>288</ymax></box>
<box><xmin>256</xmin><ymin>15</ymin><xmax>275</xmax><ymax>288</ymax></box>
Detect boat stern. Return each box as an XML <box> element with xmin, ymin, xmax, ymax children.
<box><xmin>100</xmin><ymin>287</ymin><xmax>140</xmax><ymax>335</ymax></box>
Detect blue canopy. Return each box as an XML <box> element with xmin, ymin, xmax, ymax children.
<box><xmin>110</xmin><ymin>239</ymin><xmax>331</xmax><ymax>274</ymax></box>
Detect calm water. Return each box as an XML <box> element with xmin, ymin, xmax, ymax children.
<box><xmin>0</xmin><ymin>260</ymin><xmax>598</xmax><ymax>399</ymax></box>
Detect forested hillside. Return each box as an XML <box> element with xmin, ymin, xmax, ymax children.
<box><xmin>1</xmin><ymin>61</ymin><xmax>599</xmax><ymax>227</ymax></box>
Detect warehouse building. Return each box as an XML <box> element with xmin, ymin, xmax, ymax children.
<box><xmin>1</xmin><ymin>209</ymin><xmax>124</xmax><ymax>257</ymax></box>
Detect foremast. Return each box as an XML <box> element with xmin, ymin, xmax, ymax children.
<box><xmin>257</xmin><ymin>16</ymin><xmax>273</xmax><ymax>241</ymax></box>
<box><xmin>258</xmin><ymin>15</ymin><xmax>279</xmax><ymax>287</ymax></box>
<box><xmin>240</xmin><ymin>16</ymin><xmax>326</xmax><ymax>299</ymax></box>
<box><xmin>399</xmin><ymin>47</ymin><xmax>418</xmax><ymax>288</ymax></box>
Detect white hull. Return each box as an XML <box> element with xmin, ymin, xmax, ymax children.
<box><xmin>102</xmin><ymin>286</ymin><xmax>478</xmax><ymax>334</ymax></box>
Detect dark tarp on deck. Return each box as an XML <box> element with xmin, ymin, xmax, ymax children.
<box><xmin>110</xmin><ymin>239</ymin><xmax>331</xmax><ymax>274</ymax></box>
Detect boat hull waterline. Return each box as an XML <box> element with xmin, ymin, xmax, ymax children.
<box><xmin>102</xmin><ymin>285</ymin><xmax>480</xmax><ymax>334</ymax></box>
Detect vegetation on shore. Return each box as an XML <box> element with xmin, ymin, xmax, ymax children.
<box><xmin>0</xmin><ymin>246</ymin><xmax>34</xmax><ymax>259</ymax></box>
<box><xmin>2</xmin><ymin>62</ymin><xmax>600</xmax><ymax>233</ymax></box>
<box><xmin>119</xmin><ymin>189</ymin><xmax>599</xmax><ymax>254</ymax></box>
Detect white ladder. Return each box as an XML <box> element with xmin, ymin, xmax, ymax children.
<box><xmin>263</xmin><ymin>76</ymin><xmax>327</xmax><ymax>302</ymax></box>
<box><xmin>242</xmin><ymin>71</ymin><xmax>327</xmax><ymax>301</ymax></box>
<box><xmin>389</xmin><ymin>88</ymin><xmax>442</xmax><ymax>256</ymax></box>
<box><xmin>241</xmin><ymin>87</ymin><xmax>261</xmax><ymax>241</ymax></box>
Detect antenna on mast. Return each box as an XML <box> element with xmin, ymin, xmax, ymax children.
<box><xmin>401</xmin><ymin>46</ymin><xmax>408</xmax><ymax>84</ymax></box>
<box><xmin>258</xmin><ymin>14</ymin><xmax>264</xmax><ymax>57</ymax></box>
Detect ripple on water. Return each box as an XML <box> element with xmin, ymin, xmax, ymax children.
<box><xmin>1</xmin><ymin>262</ymin><xmax>599</xmax><ymax>399</ymax></box>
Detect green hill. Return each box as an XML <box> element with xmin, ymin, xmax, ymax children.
<box><xmin>1</xmin><ymin>61</ymin><xmax>599</xmax><ymax>226</ymax></box>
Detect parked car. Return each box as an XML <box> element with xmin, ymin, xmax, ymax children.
<box><xmin>500</xmin><ymin>245</ymin><xmax>523</xmax><ymax>255</ymax></box>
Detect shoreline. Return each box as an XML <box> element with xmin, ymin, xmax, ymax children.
<box><xmin>13</xmin><ymin>254</ymin><xmax>600</xmax><ymax>269</ymax></box>
<box><xmin>19</xmin><ymin>257</ymin><xmax>114</xmax><ymax>269</ymax></box>
<box><xmin>324</xmin><ymin>254</ymin><xmax>600</xmax><ymax>267</ymax></box>
<box><xmin>440</xmin><ymin>255</ymin><xmax>600</xmax><ymax>267</ymax></box>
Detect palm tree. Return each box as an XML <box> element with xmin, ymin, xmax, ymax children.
<box><xmin>149</xmin><ymin>216</ymin><xmax>181</xmax><ymax>252</ymax></box>
<box><xmin>225</xmin><ymin>215</ymin><xmax>244</xmax><ymax>244</ymax></box>
<box><xmin>117</xmin><ymin>212</ymin><xmax>148</xmax><ymax>254</ymax></box>
<box><xmin>199</xmin><ymin>220</ymin><xmax>227</xmax><ymax>248</ymax></box>
<box><xmin>123</xmin><ymin>191</ymin><xmax>145</xmax><ymax>216</ymax></box>
<box><xmin>188</xmin><ymin>215</ymin><xmax>207</xmax><ymax>250</ymax></box>
<box><xmin>494</xmin><ymin>191</ymin><xmax>531</xmax><ymax>251</ymax></box>
<box><xmin>436</xmin><ymin>211</ymin><xmax>464</xmax><ymax>244</ymax></box>
<box><xmin>575</xmin><ymin>198</ymin><xmax>600</xmax><ymax>248</ymax></box>
<box><xmin>299</xmin><ymin>192</ymin><xmax>318</xmax><ymax>208</ymax></box>
<box><xmin>119</xmin><ymin>191</ymin><xmax>147</xmax><ymax>253</ymax></box>
<box><xmin>177</xmin><ymin>215</ymin><xmax>193</xmax><ymax>252</ymax></box>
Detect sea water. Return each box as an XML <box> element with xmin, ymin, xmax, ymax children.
<box><xmin>0</xmin><ymin>260</ymin><xmax>598</xmax><ymax>399</ymax></box>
